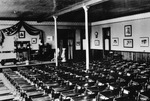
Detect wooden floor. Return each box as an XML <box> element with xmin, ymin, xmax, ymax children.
<box><xmin>0</xmin><ymin>73</ymin><xmax>18</xmax><ymax>100</ymax></box>
<box><xmin>0</xmin><ymin>60</ymin><xmax>55</xmax><ymax>68</ymax></box>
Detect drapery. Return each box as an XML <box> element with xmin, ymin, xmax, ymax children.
<box><xmin>0</xmin><ymin>21</ymin><xmax>43</xmax><ymax>46</ymax></box>
<box><xmin>22</xmin><ymin>21</ymin><xmax>44</xmax><ymax>44</ymax></box>
<box><xmin>0</xmin><ymin>31</ymin><xmax>5</xmax><ymax>46</ymax></box>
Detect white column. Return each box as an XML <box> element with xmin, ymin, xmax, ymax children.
<box><xmin>53</xmin><ymin>16</ymin><xmax>58</xmax><ymax>66</ymax></box>
<box><xmin>83</xmin><ymin>6</ymin><xmax>89</xmax><ymax>70</ymax></box>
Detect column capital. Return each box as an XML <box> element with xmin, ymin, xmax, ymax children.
<box><xmin>83</xmin><ymin>5</ymin><xmax>89</xmax><ymax>12</ymax></box>
<box><xmin>53</xmin><ymin>15</ymin><xmax>58</xmax><ymax>20</ymax></box>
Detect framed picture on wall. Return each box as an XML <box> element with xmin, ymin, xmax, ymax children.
<box><xmin>123</xmin><ymin>39</ymin><xmax>133</xmax><ymax>48</ymax></box>
<box><xmin>18</xmin><ymin>31</ymin><xmax>25</xmax><ymax>38</ymax></box>
<box><xmin>140</xmin><ymin>37</ymin><xmax>149</xmax><ymax>47</ymax></box>
<box><xmin>124</xmin><ymin>25</ymin><xmax>132</xmax><ymax>37</ymax></box>
<box><xmin>31</xmin><ymin>38</ymin><xmax>37</xmax><ymax>44</ymax></box>
<box><xmin>112</xmin><ymin>37</ymin><xmax>119</xmax><ymax>46</ymax></box>
<box><xmin>94</xmin><ymin>40</ymin><xmax>100</xmax><ymax>46</ymax></box>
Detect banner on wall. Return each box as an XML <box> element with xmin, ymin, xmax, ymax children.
<box><xmin>0</xmin><ymin>21</ymin><xmax>43</xmax><ymax>46</ymax></box>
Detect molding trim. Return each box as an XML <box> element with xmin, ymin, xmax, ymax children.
<box><xmin>92</xmin><ymin>12</ymin><xmax>150</xmax><ymax>26</ymax></box>
<box><xmin>0</xmin><ymin>20</ymin><xmax>85</xmax><ymax>26</ymax></box>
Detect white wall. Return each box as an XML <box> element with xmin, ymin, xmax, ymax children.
<box><xmin>91</xmin><ymin>12</ymin><xmax>150</xmax><ymax>52</ymax></box>
<box><xmin>35</xmin><ymin>25</ymin><xmax>55</xmax><ymax>49</ymax></box>
<box><xmin>91</xmin><ymin>25</ymin><xmax>103</xmax><ymax>49</ymax></box>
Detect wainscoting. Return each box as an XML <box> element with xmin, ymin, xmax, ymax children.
<box><xmin>89</xmin><ymin>49</ymin><xmax>150</xmax><ymax>63</ymax></box>
<box><xmin>74</xmin><ymin>50</ymin><xmax>104</xmax><ymax>62</ymax></box>
<box><xmin>74</xmin><ymin>50</ymin><xmax>86</xmax><ymax>62</ymax></box>
<box><xmin>90</xmin><ymin>50</ymin><xmax>104</xmax><ymax>61</ymax></box>
<box><xmin>74</xmin><ymin>49</ymin><xmax>150</xmax><ymax>63</ymax></box>
<box><xmin>113</xmin><ymin>51</ymin><xmax>150</xmax><ymax>63</ymax></box>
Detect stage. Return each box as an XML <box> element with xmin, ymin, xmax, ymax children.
<box><xmin>0</xmin><ymin>60</ymin><xmax>55</xmax><ymax>69</ymax></box>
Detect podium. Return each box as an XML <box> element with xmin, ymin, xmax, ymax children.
<box><xmin>52</xmin><ymin>48</ymin><xmax>66</xmax><ymax>62</ymax></box>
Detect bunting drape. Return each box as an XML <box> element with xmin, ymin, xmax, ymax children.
<box><xmin>0</xmin><ymin>31</ymin><xmax>5</xmax><ymax>46</ymax></box>
<box><xmin>0</xmin><ymin>21</ymin><xmax>43</xmax><ymax>46</ymax></box>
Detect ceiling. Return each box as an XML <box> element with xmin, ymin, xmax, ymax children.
<box><xmin>1</xmin><ymin>0</ymin><xmax>150</xmax><ymax>22</ymax></box>
<box><xmin>0</xmin><ymin>0</ymin><xmax>83</xmax><ymax>21</ymax></box>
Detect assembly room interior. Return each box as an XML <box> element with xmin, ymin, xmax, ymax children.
<box><xmin>0</xmin><ymin>0</ymin><xmax>150</xmax><ymax>101</ymax></box>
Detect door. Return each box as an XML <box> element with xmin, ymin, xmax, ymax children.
<box><xmin>102</xmin><ymin>27</ymin><xmax>111</xmax><ymax>59</ymax></box>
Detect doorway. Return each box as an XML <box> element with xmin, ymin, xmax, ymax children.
<box><xmin>102</xmin><ymin>27</ymin><xmax>111</xmax><ymax>59</ymax></box>
<box><xmin>58</xmin><ymin>29</ymin><xmax>75</xmax><ymax>61</ymax></box>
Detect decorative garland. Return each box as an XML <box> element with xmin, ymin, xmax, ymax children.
<box><xmin>0</xmin><ymin>21</ymin><xmax>43</xmax><ymax>46</ymax></box>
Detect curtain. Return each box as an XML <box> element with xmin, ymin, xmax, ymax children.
<box><xmin>22</xmin><ymin>21</ymin><xmax>44</xmax><ymax>43</ymax></box>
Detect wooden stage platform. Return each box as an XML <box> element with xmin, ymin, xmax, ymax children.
<box><xmin>0</xmin><ymin>60</ymin><xmax>55</xmax><ymax>69</ymax></box>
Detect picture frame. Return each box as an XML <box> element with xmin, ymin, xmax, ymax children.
<box><xmin>94</xmin><ymin>40</ymin><xmax>100</xmax><ymax>46</ymax></box>
<box><xmin>124</xmin><ymin>25</ymin><xmax>132</xmax><ymax>37</ymax></box>
<box><xmin>140</xmin><ymin>37</ymin><xmax>149</xmax><ymax>47</ymax></box>
<box><xmin>112</xmin><ymin>37</ymin><xmax>119</xmax><ymax>46</ymax></box>
<box><xmin>123</xmin><ymin>39</ymin><xmax>133</xmax><ymax>48</ymax></box>
<box><xmin>18</xmin><ymin>31</ymin><xmax>25</xmax><ymax>38</ymax></box>
<box><xmin>31</xmin><ymin>38</ymin><xmax>37</xmax><ymax>44</ymax></box>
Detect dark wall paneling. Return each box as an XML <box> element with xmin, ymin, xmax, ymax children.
<box><xmin>90</xmin><ymin>49</ymin><xmax>103</xmax><ymax>61</ymax></box>
<box><xmin>74</xmin><ymin>49</ymin><xmax>103</xmax><ymax>62</ymax></box>
<box><xmin>74</xmin><ymin>50</ymin><xmax>150</xmax><ymax>63</ymax></box>
<box><xmin>113</xmin><ymin>50</ymin><xmax>150</xmax><ymax>63</ymax></box>
<box><xmin>74</xmin><ymin>50</ymin><xmax>86</xmax><ymax>62</ymax></box>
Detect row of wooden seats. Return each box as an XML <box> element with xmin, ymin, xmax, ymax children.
<box><xmin>17</xmin><ymin>66</ymin><xmax>96</xmax><ymax>101</ymax></box>
<box><xmin>14</xmin><ymin>59</ymin><xmax>150</xmax><ymax>101</ymax></box>
<box><xmin>3</xmin><ymin>68</ymin><xmax>52</xmax><ymax>101</ymax></box>
<box><xmin>16</xmin><ymin>63</ymin><xmax>128</xmax><ymax>101</ymax></box>
<box><xmin>2</xmin><ymin>58</ymin><xmax>150</xmax><ymax>101</ymax></box>
<box><xmin>61</xmin><ymin>59</ymin><xmax>150</xmax><ymax>101</ymax></box>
